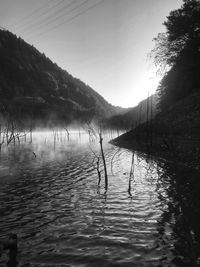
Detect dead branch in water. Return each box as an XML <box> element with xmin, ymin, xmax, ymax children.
<box><xmin>99</xmin><ymin>132</ymin><xmax>108</xmax><ymax>190</ymax></box>
<box><xmin>65</xmin><ymin>127</ymin><xmax>70</xmax><ymax>141</ymax></box>
<box><xmin>97</xmin><ymin>156</ymin><xmax>101</xmax><ymax>186</ymax></box>
<box><xmin>88</xmin><ymin>142</ymin><xmax>102</xmax><ymax>185</ymax></box>
<box><xmin>86</xmin><ymin>123</ymin><xmax>108</xmax><ymax>189</ymax></box>
<box><xmin>110</xmin><ymin>147</ymin><xmax>121</xmax><ymax>175</ymax></box>
<box><xmin>128</xmin><ymin>153</ymin><xmax>135</xmax><ymax>197</ymax></box>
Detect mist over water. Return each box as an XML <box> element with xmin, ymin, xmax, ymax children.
<box><xmin>0</xmin><ymin>130</ymin><xmax>200</xmax><ymax>266</ymax></box>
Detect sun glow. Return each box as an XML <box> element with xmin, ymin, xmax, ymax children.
<box><xmin>126</xmin><ymin>69</ymin><xmax>161</xmax><ymax>107</ymax></box>
<box><xmin>139</xmin><ymin>71</ymin><xmax>160</xmax><ymax>95</ymax></box>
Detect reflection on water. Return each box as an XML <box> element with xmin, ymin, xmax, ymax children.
<box><xmin>0</xmin><ymin>131</ymin><xmax>200</xmax><ymax>266</ymax></box>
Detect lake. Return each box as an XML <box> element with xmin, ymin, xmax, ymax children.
<box><xmin>0</xmin><ymin>130</ymin><xmax>200</xmax><ymax>267</ymax></box>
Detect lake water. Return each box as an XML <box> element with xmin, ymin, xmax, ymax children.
<box><xmin>0</xmin><ymin>130</ymin><xmax>200</xmax><ymax>267</ymax></box>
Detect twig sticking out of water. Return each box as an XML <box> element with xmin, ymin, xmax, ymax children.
<box><xmin>86</xmin><ymin>123</ymin><xmax>108</xmax><ymax>190</ymax></box>
<box><xmin>97</xmin><ymin>156</ymin><xmax>101</xmax><ymax>186</ymax></box>
<box><xmin>86</xmin><ymin>123</ymin><xmax>97</xmax><ymax>143</ymax></box>
<box><xmin>0</xmin><ymin>119</ymin><xmax>27</xmax><ymax>150</ymax></box>
<box><xmin>53</xmin><ymin>129</ymin><xmax>57</xmax><ymax>151</ymax></box>
<box><xmin>88</xmin><ymin>142</ymin><xmax>102</xmax><ymax>185</ymax></box>
<box><xmin>0</xmin><ymin>124</ymin><xmax>5</xmax><ymax>152</ymax></box>
<box><xmin>128</xmin><ymin>153</ymin><xmax>135</xmax><ymax>197</ymax></box>
<box><xmin>65</xmin><ymin>127</ymin><xmax>70</xmax><ymax>141</ymax></box>
<box><xmin>110</xmin><ymin>147</ymin><xmax>121</xmax><ymax>175</ymax></box>
<box><xmin>99</xmin><ymin>132</ymin><xmax>108</xmax><ymax>190</ymax></box>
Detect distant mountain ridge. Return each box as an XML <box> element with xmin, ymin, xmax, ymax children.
<box><xmin>0</xmin><ymin>29</ymin><xmax>130</xmax><ymax>126</ymax></box>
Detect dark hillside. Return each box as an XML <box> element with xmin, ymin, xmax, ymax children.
<box><xmin>106</xmin><ymin>94</ymin><xmax>159</xmax><ymax>130</ymax></box>
<box><xmin>152</xmin><ymin>0</ymin><xmax>200</xmax><ymax>111</ymax></box>
<box><xmin>111</xmin><ymin>92</ymin><xmax>200</xmax><ymax>169</ymax></box>
<box><xmin>0</xmin><ymin>29</ymin><xmax>126</xmax><ymax>126</ymax></box>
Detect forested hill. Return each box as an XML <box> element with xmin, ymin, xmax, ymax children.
<box><xmin>152</xmin><ymin>0</ymin><xmax>200</xmax><ymax>111</ymax></box>
<box><xmin>0</xmin><ymin>29</ymin><xmax>126</xmax><ymax>126</ymax></box>
<box><xmin>106</xmin><ymin>94</ymin><xmax>158</xmax><ymax>130</ymax></box>
<box><xmin>112</xmin><ymin>0</ymin><xmax>200</xmax><ymax>169</ymax></box>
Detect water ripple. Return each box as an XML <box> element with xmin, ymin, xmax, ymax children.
<box><xmin>0</xmin><ymin>133</ymin><xmax>200</xmax><ymax>266</ymax></box>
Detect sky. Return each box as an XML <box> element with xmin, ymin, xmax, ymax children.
<box><xmin>0</xmin><ymin>0</ymin><xmax>182</xmax><ymax>107</ymax></box>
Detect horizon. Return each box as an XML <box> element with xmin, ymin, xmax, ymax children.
<box><xmin>0</xmin><ymin>0</ymin><xmax>182</xmax><ymax>107</ymax></box>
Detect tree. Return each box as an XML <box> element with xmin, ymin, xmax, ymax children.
<box><xmin>151</xmin><ymin>0</ymin><xmax>200</xmax><ymax>110</ymax></box>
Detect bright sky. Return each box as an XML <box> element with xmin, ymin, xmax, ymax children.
<box><xmin>0</xmin><ymin>0</ymin><xmax>182</xmax><ymax>107</ymax></box>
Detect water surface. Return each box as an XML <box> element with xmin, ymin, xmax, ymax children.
<box><xmin>0</xmin><ymin>131</ymin><xmax>200</xmax><ymax>266</ymax></box>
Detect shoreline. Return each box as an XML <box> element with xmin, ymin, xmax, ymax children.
<box><xmin>110</xmin><ymin>132</ymin><xmax>200</xmax><ymax>172</ymax></box>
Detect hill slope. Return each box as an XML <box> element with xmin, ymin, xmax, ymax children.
<box><xmin>111</xmin><ymin>92</ymin><xmax>200</xmax><ymax>169</ymax></box>
<box><xmin>106</xmin><ymin>94</ymin><xmax>159</xmax><ymax>130</ymax></box>
<box><xmin>0</xmin><ymin>29</ymin><xmax>127</xmax><ymax>126</ymax></box>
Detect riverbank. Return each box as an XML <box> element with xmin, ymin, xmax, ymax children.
<box><xmin>111</xmin><ymin>92</ymin><xmax>200</xmax><ymax>170</ymax></box>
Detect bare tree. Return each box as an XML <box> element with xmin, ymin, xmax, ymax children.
<box><xmin>99</xmin><ymin>131</ymin><xmax>108</xmax><ymax>190</ymax></box>
<box><xmin>128</xmin><ymin>153</ymin><xmax>135</xmax><ymax>197</ymax></box>
<box><xmin>86</xmin><ymin>122</ymin><xmax>108</xmax><ymax>190</ymax></box>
